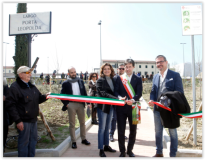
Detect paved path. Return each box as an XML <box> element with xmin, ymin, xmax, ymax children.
<box><xmin>61</xmin><ymin>98</ymin><xmax>169</xmax><ymax>157</ymax></box>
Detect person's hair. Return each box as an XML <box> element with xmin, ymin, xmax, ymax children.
<box><xmin>100</xmin><ymin>63</ymin><xmax>115</xmax><ymax>78</ymax></box>
<box><xmin>124</xmin><ymin>58</ymin><xmax>135</xmax><ymax>67</ymax></box>
<box><xmin>88</xmin><ymin>72</ymin><xmax>98</xmax><ymax>80</ymax></box>
<box><xmin>155</xmin><ymin>55</ymin><xmax>167</xmax><ymax>61</ymax></box>
<box><xmin>118</xmin><ymin>64</ymin><xmax>125</xmax><ymax>68</ymax></box>
<box><xmin>68</xmin><ymin>66</ymin><xmax>75</xmax><ymax>73</ymax></box>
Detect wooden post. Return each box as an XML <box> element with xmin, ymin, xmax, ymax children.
<box><xmin>39</xmin><ymin>107</ymin><xmax>55</xmax><ymax>141</ymax></box>
<box><xmin>185</xmin><ymin>102</ymin><xmax>202</xmax><ymax>141</ymax></box>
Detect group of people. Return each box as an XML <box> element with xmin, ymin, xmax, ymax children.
<box><xmin>3</xmin><ymin>55</ymin><xmax>184</xmax><ymax>157</ymax></box>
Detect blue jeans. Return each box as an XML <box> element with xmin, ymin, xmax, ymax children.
<box><xmin>97</xmin><ymin>107</ymin><xmax>113</xmax><ymax>149</ymax></box>
<box><xmin>18</xmin><ymin>122</ymin><xmax>37</xmax><ymax>157</ymax></box>
<box><xmin>154</xmin><ymin>110</ymin><xmax>178</xmax><ymax>157</ymax></box>
<box><xmin>109</xmin><ymin>106</ymin><xmax>117</xmax><ymax>135</ymax></box>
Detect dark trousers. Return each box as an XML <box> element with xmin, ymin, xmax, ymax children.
<box><xmin>116</xmin><ymin>105</ymin><xmax>137</xmax><ymax>153</ymax></box>
<box><xmin>3</xmin><ymin>125</ymin><xmax>9</xmax><ymax>151</ymax></box>
<box><xmin>91</xmin><ymin>103</ymin><xmax>97</xmax><ymax>121</ymax></box>
<box><xmin>110</xmin><ymin>106</ymin><xmax>117</xmax><ymax>135</ymax></box>
<box><xmin>18</xmin><ymin>122</ymin><xmax>37</xmax><ymax>157</ymax></box>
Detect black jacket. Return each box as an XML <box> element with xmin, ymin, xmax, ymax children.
<box><xmin>5</xmin><ymin>77</ymin><xmax>47</xmax><ymax>124</ymax></box>
<box><xmin>95</xmin><ymin>77</ymin><xmax>118</xmax><ymax>114</ymax></box>
<box><xmin>60</xmin><ymin>79</ymin><xmax>89</xmax><ymax>111</ymax></box>
<box><xmin>3</xmin><ymin>85</ymin><xmax>11</xmax><ymax>126</ymax></box>
<box><xmin>157</xmin><ymin>91</ymin><xmax>190</xmax><ymax>128</ymax></box>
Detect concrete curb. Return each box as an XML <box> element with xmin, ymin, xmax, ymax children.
<box><xmin>142</xmin><ymin>97</ymin><xmax>202</xmax><ymax>157</ymax></box>
<box><xmin>3</xmin><ymin>118</ymin><xmax>92</xmax><ymax>157</ymax></box>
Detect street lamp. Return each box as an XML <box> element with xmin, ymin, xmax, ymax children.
<box><xmin>98</xmin><ymin>20</ymin><xmax>102</xmax><ymax>69</ymax></box>
<box><xmin>47</xmin><ymin>57</ymin><xmax>49</xmax><ymax>74</ymax></box>
<box><xmin>180</xmin><ymin>43</ymin><xmax>186</xmax><ymax>78</ymax></box>
<box><xmin>3</xmin><ymin>42</ymin><xmax>9</xmax><ymax>77</ymax></box>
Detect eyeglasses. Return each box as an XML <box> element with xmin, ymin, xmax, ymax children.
<box><xmin>92</xmin><ymin>76</ymin><xmax>97</xmax><ymax>78</ymax></box>
<box><xmin>156</xmin><ymin>61</ymin><xmax>165</xmax><ymax>64</ymax></box>
<box><xmin>118</xmin><ymin>68</ymin><xmax>124</xmax><ymax>70</ymax></box>
<box><xmin>23</xmin><ymin>71</ymin><xmax>31</xmax><ymax>74</ymax></box>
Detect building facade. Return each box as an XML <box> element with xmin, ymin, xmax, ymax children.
<box><xmin>102</xmin><ymin>60</ymin><xmax>157</xmax><ymax>77</ymax></box>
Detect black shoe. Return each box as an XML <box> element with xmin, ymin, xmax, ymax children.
<box><xmin>125</xmin><ymin>136</ymin><xmax>128</xmax><ymax>140</ymax></box>
<box><xmin>110</xmin><ymin>134</ymin><xmax>114</xmax><ymax>142</ymax></box>
<box><xmin>72</xmin><ymin>142</ymin><xmax>77</xmax><ymax>149</ymax></box>
<box><xmin>92</xmin><ymin>120</ymin><xmax>99</xmax><ymax>125</ymax></box>
<box><xmin>104</xmin><ymin>145</ymin><xmax>116</xmax><ymax>152</ymax></box>
<box><xmin>127</xmin><ymin>151</ymin><xmax>135</xmax><ymax>157</ymax></box>
<box><xmin>99</xmin><ymin>149</ymin><xmax>106</xmax><ymax>157</ymax></box>
<box><xmin>81</xmin><ymin>139</ymin><xmax>91</xmax><ymax>145</ymax></box>
<box><xmin>119</xmin><ymin>152</ymin><xmax>126</xmax><ymax>157</ymax></box>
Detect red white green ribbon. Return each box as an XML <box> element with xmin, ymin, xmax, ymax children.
<box><xmin>120</xmin><ymin>74</ymin><xmax>141</xmax><ymax>124</ymax></box>
<box><xmin>47</xmin><ymin>93</ymin><xmax>125</xmax><ymax>106</ymax></box>
<box><xmin>153</xmin><ymin>101</ymin><xmax>202</xmax><ymax>118</ymax></box>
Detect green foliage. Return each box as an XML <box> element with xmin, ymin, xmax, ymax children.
<box><xmin>13</xmin><ymin>3</ymin><xmax>28</xmax><ymax>78</ymax></box>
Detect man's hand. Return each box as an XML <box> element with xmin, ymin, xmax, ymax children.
<box><xmin>46</xmin><ymin>92</ymin><xmax>51</xmax><ymax>97</ymax></box>
<box><xmin>126</xmin><ymin>100</ymin><xmax>133</xmax><ymax>105</ymax></box>
<box><xmin>17</xmin><ymin>122</ymin><xmax>24</xmax><ymax>131</ymax></box>
<box><xmin>87</xmin><ymin>104</ymin><xmax>91</xmax><ymax>108</ymax></box>
<box><xmin>119</xmin><ymin>96</ymin><xmax>126</xmax><ymax>101</ymax></box>
<box><xmin>66</xmin><ymin>104</ymin><xmax>69</xmax><ymax>108</ymax></box>
<box><xmin>3</xmin><ymin>95</ymin><xmax>6</xmax><ymax>101</ymax></box>
<box><xmin>148</xmin><ymin>100</ymin><xmax>154</xmax><ymax>107</ymax></box>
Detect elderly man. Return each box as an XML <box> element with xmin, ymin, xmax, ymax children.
<box><xmin>61</xmin><ymin>66</ymin><xmax>91</xmax><ymax>149</ymax></box>
<box><xmin>6</xmin><ymin>66</ymin><xmax>50</xmax><ymax>157</ymax></box>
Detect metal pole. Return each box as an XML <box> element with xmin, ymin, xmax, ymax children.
<box><xmin>98</xmin><ymin>20</ymin><xmax>102</xmax><ymax>69</ymax></box>
<box><xmin>47</xmin><ymin>57</ymin><xmax>49</xmax><ymax>74</ymax></box>
<box><xmin>28</xmin><ymin>34</ymin><xmax>32</xmax><ymax>68</ymax></box>
<box><xmin>3</xmin><ymin>42</ymin><xmax>9</xmax><ymax>77</ymax></box>
<box><xmin>191</xmin><ymin>35</ymin><xmax>197</xmax><ymax>145</ymax></box>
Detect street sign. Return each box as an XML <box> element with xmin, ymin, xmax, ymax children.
<box><xmin>181</xmin><ymin>5</ymin><xmax>202</xmax><ymax>35</ymax></box>
<box><xmin>9</xmin><ymin>11</ymin><xmax>52</xmax><ymax>36</ymax></box>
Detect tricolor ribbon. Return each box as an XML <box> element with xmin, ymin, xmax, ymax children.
<box><xmin>47</xmin><ymin>93</ymin><xmax>125</xmax><ymax>106</ymax></box>
<box><xmin>153</xmin><ymin>101</ymin><xmax>202</xmax><ymax>118</ymax></box>
<box><xmin>120</xmin><ymin>74</ymin><xmax>141</xmax><ymax>125</ymax></box>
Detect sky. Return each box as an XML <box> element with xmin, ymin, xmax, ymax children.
<box><xmin>1</xmin><ymin>0</ymin><xmax>204</xmax><ymax>74</ymax></box>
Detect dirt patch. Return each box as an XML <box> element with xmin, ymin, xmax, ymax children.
<box><xmin>142</xmin><ymin>81</ymin><xmax>202</xmax><ymax>150</ymax></box>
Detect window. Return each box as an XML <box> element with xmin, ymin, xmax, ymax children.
<box><xmin>145</xmin><ymin>65</ymin><xmax>148</xmax><ymax>68</ymax></box>
<box><xmin>152</xmin><ymin>72</ymin><xmax>154</xmax><ymax>75</ymax></box>
<box><xmin>9</xmin><ymin>70</ymin><xmax>11</xmax><ymax>73</ymax></box>
<box><xmin>112</xmin><ymin>64</ymin><xmax>116</xmax><ymax>68</ymax></box>
<box><xmin>152</xmin><ymin>65</ymin><xmax>154</xmax><ymax>68</ymax></box>
<box><xmin>145</xmin><ymin>71</ymin><xmax>148</xmax><ymax>76</ymax></box>
<box><xmin>139</xmin><ymin>65</ymin><xmax>141</xmax><ymax>68</ymax></box>
<box><xmin>3</xmin><ymin>69</ymin><xmax>4</xmax><ymax>72</ymax></box>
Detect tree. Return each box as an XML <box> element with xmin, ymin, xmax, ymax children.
<box><xmin>13</xmin><ymin>3</ymin><xmax>28</xmax><ymax>78</ymax></box>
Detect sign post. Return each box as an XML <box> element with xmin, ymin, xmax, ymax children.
<box><xmin>9</xmin><ymin>11</ymin><xmax>52</xmax><ymax>67</ymax></box>
<box><xmin>181</xmin><ymin>5</ymin><xmax>202</xmax><ymax>145</ymax></box>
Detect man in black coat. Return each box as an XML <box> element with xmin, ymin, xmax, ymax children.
<box><xmin>6</xmin><ymin>66</ymin><xmax>50</xmax><ymax>157</ymax></box>
<box><xmin>114</xmin><ymin>59</ymin><xmax>142</xmax><ymax>157</ymax></box>
<box><xmin>61</xmin><ymin>66</ymin><xmax>91</xmax><ymax>149</ymax></box>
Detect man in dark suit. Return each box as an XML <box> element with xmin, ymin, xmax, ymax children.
<box><xmin>114</xmin><ymin>59</ymin><xmax>142</xmax><ymax>157</ymax></box>
<box><xmin>148</xmin><ymin>55</ymin><xmax>183</xmax><ymax>157</ymax></box>
<box><xmin>61</xmin><ymin>66</ymin><xmax>91</xmax><ymax>149</ymax></box>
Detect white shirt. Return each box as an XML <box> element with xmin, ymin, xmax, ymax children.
<box><xmin>125</xmin><ymin>73</ymin><xmax>133</xmax><ymax>83</ymax></box>
<box><xmin>71</xmin><ymin>82</ymin><xmax>81</xmax><ymax>95</ymax></box>
<box><xmin>159</xmin><ymin>68</ymin><xmax>168</xmax><ymax>83</ymax></box>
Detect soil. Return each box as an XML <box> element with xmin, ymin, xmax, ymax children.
<box><xmin>4</xmin><ymin>81</ymin><xmax>202</xmax><ymax>153</ymax></box>
<box><xmin>142</xmin><ymin>81</ymin><xmax>202</xmax><ymax>150</ymax></box>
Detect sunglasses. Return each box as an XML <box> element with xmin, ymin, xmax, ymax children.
<box><xmin>118</xmin><ymin>68</ymin><xmax>124</xmax><ymax>70</ymax></box>
<box><xmin>92</xmin><ymin>76</ymin><xmax>97</xmax><ymax>77</ymax></box>
<box><xmin>23</xmin><ymin>71</ymin><xmax>31</xmax><ymax>74</ymax></box>
<box><xmin>156</xmin><ymin>61</ymin><xmax>165</xmax><ymax>64</ymax></box>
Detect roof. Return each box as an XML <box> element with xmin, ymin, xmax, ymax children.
<box><xmin>3</xmin><ymin>66</ymin><xmax>14</xmax><ymax>69</ymax></box>
<box><xmin>102</xmin><ymin>59</ymin><xmax>156</xmax><ymax>63</ymax></box>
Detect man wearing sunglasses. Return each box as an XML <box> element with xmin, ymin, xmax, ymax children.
<box><xmin>109</xmin><ymin>64</ymin><xmax>128</xmax><ymax>142</ymax></box>
<box><xmin>5</xmin><ymin>66</ymin><xmax>50</xmax><ymax>157</ymax></box>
